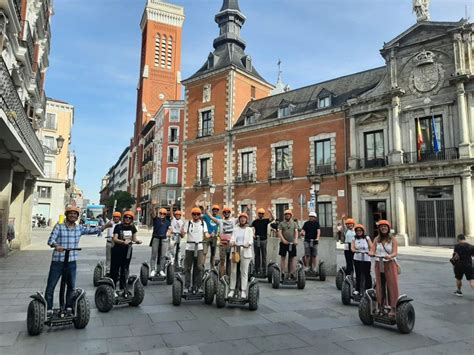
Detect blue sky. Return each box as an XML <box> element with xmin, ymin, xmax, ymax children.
<box><xmin>46</xmin><ymin>0</ymin><xmax>471</xmax><ymax>202</ymax></box>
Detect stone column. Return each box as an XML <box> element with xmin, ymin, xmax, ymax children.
<box><xmin>457</xmin><ymin>82</ymin><xmax>471</xmax><ymax>158</ymax></box>
<box><xmin>394</xmin><ymin>177</ymin><xmax>408</xmax><ymax>246</ymax></box>
<box><xmin>9</xmin><ymin>172</ymin><xmax>25</xmax><ymax>250</ymax></box>
<box><xmin>461</xmin><ymin>169</ymin><xmax>474</xmax><ymax>242</ymax></box>
<box><xmin>391</xmin><ymin>96</ymin><xmax>403</xmax><ymax>164</ymax></box>
<box><xmin>348</xmin><ymin>116</ymin><xmax>358</xmax><ymax>169</ymax></box>
<box><xmin>467</xmin><ymin>92</ymin><xmax>474</xmax><ymax>144</ymax></box>
<box><xmin>19</xmin><ymin>179</ymin><xmax>35</xmax><ymax>249</ymax></box>
<box><xmin>0</xmin><ymin>160</ymin><xmax>13</xmax><ymax>257</ymax></box>
<box><xmin>351</xmin><ymin>183</ymin><xmax>359</xmax><ymax>221</ymax></box>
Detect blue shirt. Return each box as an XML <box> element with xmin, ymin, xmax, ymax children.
<box><xmin>47</xmin><ymin>223</ymin><xmax>101</xmax><ymax>262</ymax></box>
<box><xmin>152</xmin><ymin>217</ymin><xmax>171</xmax><ymax>238</ymax></box>
<box><xmin>203</xmin><ymin>214</ymin><xmax>220</xmax><ymax>235</ymax></box>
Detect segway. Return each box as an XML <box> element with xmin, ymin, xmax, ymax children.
<box><xmin>172</xmin><ymin>241</ymin><xmax>215</xmax><ymax>306</ymax></box>
<box><xmin>140</xmin><ymin>238</ymin><xmax>175</xmax><ymax>286</ymax></box>
<box><xmin>265</xmin><ymin>234</ymin><xmax>281</xmax><ymax>283</ymax></box>
<box><xmin>301</xmin><ymin>239</ymin><xmax>326</xmax><ymax>281</ymax></box>
<box><xmin>335</xmin><ymin>266</ymin><xmax>347</xmax><ymax>290</ymax></box>
<box><xmin>251</xmin><ymin>235</ymin><xmax>268</xmax><ymax>279</ymax></box>
<box><xmin>95</xmin><ymin>243</ymin><xmax>145</xmax><ymax>312</ymax></box>
<box><xmin>216</xmin><ymin>246</ymin><xmax>259</xmax><ymax>311</ymax></box>
<box><xmin>341</xmin><ymin>251</ymin><xmax>373</xmax><ymax>305</ymax></box>
<box><xmin>171</xmin><ymin>233</ymin><xmax>184</xmax><ymax>273</ymax></box>
<box><xmin>27</xmin><ymin>248</ymin><xmax>90</xmax><ymax>335</ymax></box>
<box><xmin>93</xmin><ymin>260</ymin><xmax>107</xmax><ymax>287</ymax></box>
<box><xmin>358</xmin><ymin>256</ymin><xmax>415</xmax><ymax>334</ymax></box>
<box><xmin>271</xmin><ymin>243</ymin><xmax>305</xmax><ymax>289</ymax></box>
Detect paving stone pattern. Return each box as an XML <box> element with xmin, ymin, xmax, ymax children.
<box><xmin>0</xmin><ymin>230</ymin><xmax>472</xmax><ymax>354</ymax></box>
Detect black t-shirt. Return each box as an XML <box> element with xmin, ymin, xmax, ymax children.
<box><xmin>454</xmin><ymin>242</ymin><xmax>474</xmax><ymax>266</ymax></box>
<box><xmin>252</xmin><ymin>218</ymin><xmax>271</xmax><ymax>240</ymax></box>
<box><xmin>302</xmin><ymin>221</ymin><xmax>320</xmax><ymax>241</ymax></box>
<box><xmin>113</xmin><ymin>224</ymin><xmax>137</xmax><ymax>248</ymax></box>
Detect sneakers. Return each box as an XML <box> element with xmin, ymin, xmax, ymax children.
<box><xmin>159</xmin><ymin>270</ymin><xmax>166</xmax><ymax>277</ymax></box>
<box><xmin>228</xmin><ymin>290</ymin><xmax>235</xmax><ymax>298</ymax></box>
<box><xmin>353</xmin><ymin>290</ymin><xmax>360</xmax><ymax>296</ymax></box>
<box><xmin>150</xmin><ymin>270</ymin><xmax>156</xmax><ymax>277</ymax></box>
<box><xmin>454</xmin><ymin>290</ymin><xmax>463</xmax><ymax>297</ymax></box>
<box><xmin>47</xmin><ymin>310</ymin><xmax>53</xmax><ymax>319</ymax></box>
<box><xmin>240</xmin><ymin>291</ymin><xmax>247</xmax><ymax>299</ymax></box>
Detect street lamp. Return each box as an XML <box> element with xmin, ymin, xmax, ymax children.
<box><xmin>209</xmin><ymin>184</ymin><xmax>216</xmax><ymax>206</ymax></box>
<box><xmin>56</xmin><ymin>135</ymin><xmax>65</xmax><ymax>154</ymax></box>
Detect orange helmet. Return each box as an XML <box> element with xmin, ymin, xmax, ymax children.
<box><xmin>354</xmin><ymin>224</ymin><xmax>365</xmax><ymax>232</ymax></box>
<box><xmin>174</xmin><ymin>210</ymin><xmax>182</xmax><ymax>216</ymax></box>
<box><xmin>212</xmin><ymin>204</ymin><xmax>220</xmax><ymax>211</ymax></box>
<box><xmin>377</xmin><ymin>220</ymin><xmax>391</xmax><ymax>229</ymax></box>
<box><xmin>158</xmin><ymin>208</ymin><xmax>167</xmax><ymax>214</ymax></box>
<box><xmin>257</xmin><ymin>208</ymin><xmax>265</xmax><ymax>214</ymax></box>
<box><xmin>284</xmin><ymin>209</ymin><xmax>293</xmax><ymax>216</ymax></box>
<box><xmin>345</xmin><ymin>218</ymin><xmax>355</xmax><ymax>225</ymax></box>
<box><xmin>223</xmin><ymin>207</ymin><xmax>232</xmax><ymax>213</ymax></box>
<box><xmin>123</xmin><ymin>211</ymin><xmax>134</xmax><ymax>220</ymax></box>
<box><xmin>112</xmin><ymin>212</ymin><xmax>122</xmax><ymax>218</ymax></box>
<box><xmin>65</xmin><ymin>206</ymin><xmax>80</xmax><ymax>215</ymax></box>
<box><xmin>238</xmin><ymin>212</ymin><xmax>249</xmax><ymax>220</ymax></box>
<box><xmin>191</xmin><ymin>207</ymin><xmax>202</xmax><ymax>215</ymax></box>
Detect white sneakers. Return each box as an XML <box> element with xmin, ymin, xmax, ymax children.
<box><xmin>241</xmin><ymin>291</ymin><xmax>247</xmax><ymax>299</ymax></box>
<box><xmin>150</xmin><ymin>270</ymin><xmax>156</xmax><ymax>277</ymax></box>
<box><xmin>159</xmin><ymin>270</ymin><xmax>166</xmax><ymax>277</ymax></box>
<box><xmin>228</xmin><ymin>290</ymin><xmax>234</xmax><ymax>298</ymax></box>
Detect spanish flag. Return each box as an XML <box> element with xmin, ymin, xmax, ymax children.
<box><xmin>417</xmin><ymin>118</ymin><xmax>424</xmax><ymax>160</ymax></box>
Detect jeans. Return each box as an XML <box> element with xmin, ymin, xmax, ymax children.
<box><xmin>45</xmin><ymin>261</ymin><xmax>77</xmax><ymax>310</ymax></box>
<box><xmin>353</xmin><ymin>260</ymin><xmax>372</xmax><ymax>293</ymax></box>
<box><xmin>151</xmin><ymin>238</ymin><xmax>168</xmax><ymax>272</ymax></box>
<box><xmin>184</xmin><ymin>249</ymin><xmax>204</xmax><ymax>289</ymax></box>
<box><xmin>253</xmin><ymin>238</ymin><xmax>267</xmax><ymax>273</ymax></box>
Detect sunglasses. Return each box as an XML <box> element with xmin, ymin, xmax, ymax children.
<box><xmin>159</xmin><ymin>213</ymin><xmax>167</xmax><ymax>216</ymax></box>
<box><xmin>124</xmin><ymin>216</ymin><xmax>132</xmax><ymax>220</ymax></box>
<box><xmin>192</xmin><ymin>213</ymin><xmax>201</xmax><ymax>216</ymax></box>
<box><xmin>223</xmin><ymin>211</ymin><xmax>231</xmax><ymax>214</ymax></box>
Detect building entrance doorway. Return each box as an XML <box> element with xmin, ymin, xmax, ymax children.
<box><xmin>416</xmin><ymin>186</ymin><xmax>455</xmax><ymax>246</ymax></box>
<box><xmin>367</xmin><ymin>200</ymin><xmax>387</xmax><ymax>239</ymax></box>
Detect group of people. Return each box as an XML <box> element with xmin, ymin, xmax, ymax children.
<box><xmin>340</xmin><ymin>216</ymin><xmax>400</xmax><ymax>317</ymax></box>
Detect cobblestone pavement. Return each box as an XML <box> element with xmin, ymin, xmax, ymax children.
<box><xmin>0</xmin><ymin>229</ymin><xmax>473</xmax><ymax>354</ymax></box>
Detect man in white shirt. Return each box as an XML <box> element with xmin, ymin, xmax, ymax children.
<box><xmin>181</xmin><ymin>207</ymin><xmax>209</xmax><ymax>293</ymax></box>
<box><xmin>170</xmin><ymin>209</ymin><xmax>184</xmax><ymax>268</ymax></box>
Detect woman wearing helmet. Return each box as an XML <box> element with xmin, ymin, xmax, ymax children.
<box><xmin>229</xmin><ymin>213</ymin><xmax>254</xmax><ymax>299</ymax></box>
<box><xmin>169</xmin><ymin>209</ymin><xmax>185</xmax><ymax>269</ymax></box>
<box><xmin>351</xmin><ymin>224</ymin><xmax>373</xmax><ymax>296</ymax></box>
<box><xmin>342</xmin><ymin>216</ymin><xmax>356</xmax><ymax>276</ymax></box>
<box><xmin>369</xmin><ymin>219</ymin><xmax>399</xmax><ymax>318</ymax></box>
<box><xmin>111</xmin><ymin>211</ymin><xmax>142</xmax><ymax>296</ymax></box>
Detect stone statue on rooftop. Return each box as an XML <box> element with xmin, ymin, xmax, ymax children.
<box><xmin>413</xmin><ymin>0</ymin><xmax>430</xmax><ymax>22</ymax></box>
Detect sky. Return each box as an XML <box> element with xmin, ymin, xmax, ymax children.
<box><xmin>46</xmin><ymin>0</ymin><xmax>472</xmax><ymax>202</ymax></box>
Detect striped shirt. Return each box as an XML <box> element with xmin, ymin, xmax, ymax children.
<box><xmin>47</xmin><ymin>223</ymin><xmax>101</xmax><ymax>261</ymax></box>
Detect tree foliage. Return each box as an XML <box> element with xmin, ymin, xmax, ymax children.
<box><xmin>106</xmin><ymin>191</ymin><xmax>135</xmax><ymax>212</ymax></box>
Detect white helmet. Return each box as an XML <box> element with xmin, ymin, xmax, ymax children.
<box><xmin>309</xmin><ymin>212</ymin><xmax>317</xmax><ymax>218</ymax></box>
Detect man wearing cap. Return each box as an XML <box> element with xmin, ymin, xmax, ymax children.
<box><xmin>46</xmin><ymin>206</ymin><xmax>110</xmax><ymax>313</ymax></box>
<box><xmin>203</xmin><ymin>204</ymin><xmax>221</xmax><ymax>268</ymax></box>
<box><xmin>278</xmin><ymin>210</ymin><xmax>299</xmax><ymax>277</ymax></box>
<box><xmin>150</xmin><ymin>206</ymin><xmax>172</xmax><ymax>277</ymax></box>
<box><xmin>300</xmin><ymin>212</ymin><xmax>321</xmax><ymax>272</ymax></box>
<box><xmin>251</xmin><ymin>208</ymin><xmax>274</xmax><ymax>276</ymax></box>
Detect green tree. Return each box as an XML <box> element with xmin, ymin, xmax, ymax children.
<box><xmin>106</xmin><ymin>191</ymin><xmax>136</xmax><ymax>213</ymax></box>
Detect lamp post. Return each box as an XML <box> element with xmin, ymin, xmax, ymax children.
<box><xmin>309</xmin><ymin>179</ymin><xmax>321</xmax><ymax>214</ymax></box>
<box><xmin>56</xmin><ymin>135</ymin><xmax>65</xmax><ymax>154</ymax></box>
<box><xmin>209</xmin><ymin>184</ymin><xmax>216</xmax><ymax>206</ymax></box>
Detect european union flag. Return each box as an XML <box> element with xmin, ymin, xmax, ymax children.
<box><xmin>432</xmin><ymin>115</ymin><xmax>440</xmax><ymax>154</ymax></box>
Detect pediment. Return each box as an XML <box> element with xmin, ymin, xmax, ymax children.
<box><xmin>357</xmin><ymin>112</ymin><xmax>386</xmax><ymax>125</ymax></box>
<box><xmin>317</xmin><ymin>88</ymin><xmax>334</xmax><ymax>98</ymax></box>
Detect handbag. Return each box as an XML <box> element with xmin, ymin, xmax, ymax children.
<box><xmin>382</xmin><ymin>241</ymin><xmax>401</xmax><ymax>275</ymax></box>
<box><xmin>450</xmin><ymin>251</ymin><xmax>460</xmax><ymax>266</ymax></box>
<box><xmin>231</xmin><ymin>246</ymin><xmax>240</xmax><ymax>263</ymax></box>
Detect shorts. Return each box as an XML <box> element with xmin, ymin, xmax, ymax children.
<box><xmin>304</xmin><ymin>240</ymin><xmax>318</xmax><ymax>257</ymax></box>
<box><xmin>454</xmin><ymin>263</ymin><xmax>472</xmax><ymax>280</ymax></box>
<box><xmin>279</xmin><ymin>242</ymin><xmax>297</xmax><ymax>258</ymax></box>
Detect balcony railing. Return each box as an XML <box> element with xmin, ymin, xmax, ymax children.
<box><xmin>197</xmin><ymin>127</ymin><xmax>213</xmax><ymax>138</ymax></box>
<box><xmin>0</xmin><ymin>57</ymin><xmax>44</xmax><ymax>171</ymax></box>
<box><xmin>235</xmin><ymin>173</ymin><xmax>254</xmax><ymax>183</ymax></box>
<box><xmin>142</xmin><ymin>155</ymin><xmax>153</xmax><ymax>165</ymax></box>
<box><xmin>13</xmin><ymin>0</ymin><xmax>22</xmax><ymax>23</ymax></box>
<box><xmin>308</xmin><ymin>164</ymin><xmax>334</xmax><ymax>176</ymax></box>
<box><xmin>144</xmin><ymin>136</ymin><xmax>154</xmax><ymax>148</ymax></box>
<box><xmin>20</xmin><ymin>21</ymin><xmax>35</xmax><ymax>65</ymax></box>
<box><xmin>363</xmin><ymin>156</ymin><xmax>388</xmax><ymax>169</ymax></box>
<box><xmin>143</xmin><ymin>174</ymin><xmax>152</xmax><ymax>182</ymax></box>
<box><xmin>194</xmin><ymin>177</ymin><xmax>210</xmax><ymax>187</ymax></box>
<box><xmin>269</xmin><ymin>169</ymin><xmax>293</xmax><ymax>180</ymax></box>
<box><xmin>403</xmin><ymin>148</ymin><xmax>459</xmax><ymax>164</ymax></box>
<box><xmin>140</xmin><ymin>194</ymin><xmax>150</xmax><ymax>203</ymax></box>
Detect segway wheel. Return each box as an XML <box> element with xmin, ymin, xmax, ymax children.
<box><xmin>335</xmin><ymin>269</ymin><xmax>344</xmax><ymax>290</ymax></box>
<box><xmin>140</xmin><ymin>265</ymin><xmax>149</xmax><ymax>286</ymax></box>
<box><xmin>267</xmin><ymin>265</ymin><xmax>273</xmax><ymax>283</ymax></box>
<box><xmin>93</xmin><ymin>264</ymin><xmax>102</xmax><ymax>287</ymax></box>
<box><xmin>341</xmin><ymin>280</ymin><xmax>352</xmax><ymax>305</ymax></box>
<box><xmin>204</xmin><ymin>277</ymin><xmax>215</xmax><ymax>305</ymax></box>
<box><xmin>396</xmin><ymin>302</ymin><xmax>415</xmax><ymax>334</ymax></box>
<box><xmin>216</xmin><ymin>281</ymin><xmax>226</xmax><ymax>308</ymax></box>
<box><xmin>318</xmin><ymin>262</ymin><xmax>326</xmax><ymax>281</ymax></box>
<box><xmin>271</xmin><ymin>267</ymin><xmax>280</xmax><ymax>289</ymax></box>
<box><xmin>27</xmin><ymin>299</ymin><xmax>45</xmax><ymax>336</ymax></box>
<box><xmin>297</xmin><ymin>268</ymin><xmax>306</xmax><ymax>290</ymax></box>
<box><xmin>129</xmin><ymin>281</ymin><xmax>145</xmax><ymax>307</ymax></box>
<box><xmin>166</xmin><ymin>263</ymin><xmax>175</xmax><ymax>285</ymax></box>
<box><xmin>358</xmin><ymin>295</ymin><xmax>374</xmax><ymax>325</ymax></box>
<box><xmin>95</xmin><ymin>285</ymin><xmax>114</xmax><ymax>312</ymax></box>
<box><xmin>73</xmin><ymin>295</ymin><xmax>90</xmax><ymax>329</ymax></box>
<box><xmin>248</xmin><ymin>284</ymin><xmax>259</xmax><ymax>311</ymax></box>
<box><xmin>172</xmin><ymin>279</ymin><xmax>182</xmax><ymax>306</ymax></box>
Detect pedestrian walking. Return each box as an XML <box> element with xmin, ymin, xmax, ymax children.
<box><xmin>451</xmin><ymin>234</ymin><xmax>474</xmax><ymax>296</ymax></box>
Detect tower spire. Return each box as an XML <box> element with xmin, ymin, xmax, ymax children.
<box><xmin>213</xmin><ymin>0</ymin><xmax>246</xmax><ymax>50</ymax></box>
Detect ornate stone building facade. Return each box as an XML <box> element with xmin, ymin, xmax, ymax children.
<box><xmin>347</xmin><ymin>18</ymin><xmax>474</xmax><ymax>245</ymax></box>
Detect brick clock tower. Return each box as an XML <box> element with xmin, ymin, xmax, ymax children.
<box><xmin>130</xmin><ymin>0</ymin><xmax>185</xmax><ymax>204</ymax></box>
<box><xmin>181</xmin><ymin>0</ymin><xmax>274</xmax><ymax>214</ymax></box>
